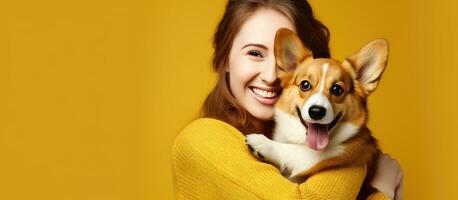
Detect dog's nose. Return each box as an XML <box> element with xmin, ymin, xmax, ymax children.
<box><xmin>309</xmin><ymin>106</ymin><xmax>326</xmax><ymax>120</ymax></box>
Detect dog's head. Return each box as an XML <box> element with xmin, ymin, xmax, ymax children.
<box><xmin>273</xmin><ymin>28</ymin><xmax>388</xmax><ymax>151</ymax></box>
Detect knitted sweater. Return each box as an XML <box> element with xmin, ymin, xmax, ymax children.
<box><xmin>172</xmin><ymin>118</ymin><xmax>390</xmax><ymax>200</ymax></box>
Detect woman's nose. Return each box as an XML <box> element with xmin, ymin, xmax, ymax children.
<box><xmin>260</xmin><ymin>59</ymin><xmax>278</xmax><ymax>85</ymax></box>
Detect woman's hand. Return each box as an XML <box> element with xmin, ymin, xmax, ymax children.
<box><xmin>370</xmin><ymin>153</ymin><xmax>403</xmax><ymax>199</ymax></box>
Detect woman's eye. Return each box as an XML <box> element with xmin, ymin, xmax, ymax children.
<box><xmin>330</xmin><ymin>84</ymin><xmax>344</xmax><ymax>96</ymax></box>
<box><xmin>300</xmin><ymin>80</ymin><xmax>312</xmax><ymax>91</ymax></box>
<box><xmin>247</xmin><ymin>50</ymin><xmax>264</xmax><ymax>58</ymax></box>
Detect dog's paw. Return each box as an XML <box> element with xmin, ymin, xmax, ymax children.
<box><xmin>245</xmin><ymin>134</ymin><xmax>271</xmax><ymax>160</ymax></box>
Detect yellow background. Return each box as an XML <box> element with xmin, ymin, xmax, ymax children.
<box><xmin>1</xmin><ymin>0</ymin><xmax>457</xmax><ymax>199</ymax></box>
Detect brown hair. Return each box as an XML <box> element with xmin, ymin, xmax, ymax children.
<box><xmin>201</xmin><ymin>0</ymin><xmax>331</xmax><ymax>133</ymax></box>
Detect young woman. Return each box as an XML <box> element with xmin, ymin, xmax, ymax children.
<box><xmin>172</xmin><ymin>0</ymin><xmax>403</xmax><ymax>199</ymax></box>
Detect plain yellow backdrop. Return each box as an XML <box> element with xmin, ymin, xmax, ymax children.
<box><xmin>1</xmin><ymin>0</ymin><xmax>458</xmax><ymax>199</ymax></box>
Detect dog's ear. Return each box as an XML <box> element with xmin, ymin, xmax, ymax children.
<box><xmin>345</xmin><ymin>39</ymin><xmax>389</xmax><ymax>94</ymax></box>
<box><xmin>274</xmin><ymin>28</ymin><xmax>312</xmax><ymax>85</ymax></box>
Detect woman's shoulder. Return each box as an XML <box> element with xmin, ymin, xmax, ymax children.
<box><xmin>173</xmin><ymin>118</ymin><xmax>245</xmax><ymax>155</ymax></box>
<box><xmin>181</xmin><ymin>117</ymin><xmax>238</xmax><ymax>133</ymax></box>
<box><xmin>177</xmin><ymin>118</ymin><xmax>242</xmax><ymax>142</ymax></box>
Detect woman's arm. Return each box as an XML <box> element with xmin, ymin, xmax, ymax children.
<box><xmin>299</xmin><ymin>166</ymin><xmax>390</xmax><ymax>200</ymax></box>
<box><xmin>172</xmin><ymin>118</ymin><xmax>299</xmax><ymax>199</ymax></box>
<box><xmin>172</xmin><ymin>118</ymin><xmax>391</xmax><ymax>199</ymax></box>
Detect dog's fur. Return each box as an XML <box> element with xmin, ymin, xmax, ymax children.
<box><xmin>245</xmin><ymin>28</ymin><xmax>389</xmax><ymax>199</ymax></box>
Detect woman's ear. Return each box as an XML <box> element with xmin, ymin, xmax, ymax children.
<box><xmin>274</xmin><ymin>28</ymin><xmax>312</xmax><ymax>83</ymax></box>
<box><xmin>345</xmin><ymin>39</ymin><xmax>389</xmax><ymax>94</ymax></box>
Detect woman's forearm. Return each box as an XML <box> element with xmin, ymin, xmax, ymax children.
<box><xmin>172</xmin><ymin>118</ymin><xmax>392</xmax><ymax>199</ymax></box>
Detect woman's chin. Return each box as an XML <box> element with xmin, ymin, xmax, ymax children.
<box><xmin>247</xmin><ymin>108</ymin><xmax>274</xmax><ymax>121</ymax></box>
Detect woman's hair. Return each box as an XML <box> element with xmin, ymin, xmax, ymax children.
<box><xmin>201</xmin><ymin>0</ymin><xmax>331</xmax><ymax>133</ymax></box>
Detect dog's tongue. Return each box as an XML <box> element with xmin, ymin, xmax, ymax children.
<box><xmin>306</xmin><ymin>123</ymin><xmax>329</xmax><ymax>151</ymax></box>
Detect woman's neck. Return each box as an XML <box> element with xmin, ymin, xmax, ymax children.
<box><xmin>247</xmin><ymin>115</ymin><xmax>275</xmax><ymax>139</ymax></box>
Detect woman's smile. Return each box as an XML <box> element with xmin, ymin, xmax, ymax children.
<box><xmin>248</xmin><ymin>86</ymin><xmax>281</xmax><ymax>106</ymax></box>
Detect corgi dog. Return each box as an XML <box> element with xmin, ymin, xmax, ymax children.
<box><xmin>245</xmin><ymin>28</ymin><xmax>389</xmax><ymax>198</ymax></box>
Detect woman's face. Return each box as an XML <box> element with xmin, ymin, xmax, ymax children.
<box><xmin>227</xmin><ymin>8</ymin><xmax>296</xmax><ymax>121</ymax></box>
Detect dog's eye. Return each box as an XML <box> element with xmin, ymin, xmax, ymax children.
<box><xmin>247</xmin><ymin>50</ymin><xmax>264</xmax><ymax>58</ymax></box>
<box><xmin>330</xmin><ymin>84</ymin><xmax>344</xmax><ymax>96</ymax></box>
<box><xmin>300</xmin><ymin>80</ymin><xmax>312</xmax><ymax>91</ymax></box>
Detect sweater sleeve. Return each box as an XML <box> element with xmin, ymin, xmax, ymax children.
<box><xmin>172</xmin><ymin>118</ymin><xmax>391</xmax><ymax>200</ymax></box>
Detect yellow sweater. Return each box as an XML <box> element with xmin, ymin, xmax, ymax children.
<box><xmin>172</xmin><ymin>118</ymin><xmax>390</xmax><ymax>200</ymax></box>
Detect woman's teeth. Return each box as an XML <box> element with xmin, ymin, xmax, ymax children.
<box><xmin>251</xmin><ymin>87</ymin><xmax>278</xmax><ymax>98</ymax></box>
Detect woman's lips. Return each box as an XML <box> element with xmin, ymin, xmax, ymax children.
<box><xmin>249</xmin><ymin>87</ymin><xmax>281</xmax><ymax>106</ymax></box>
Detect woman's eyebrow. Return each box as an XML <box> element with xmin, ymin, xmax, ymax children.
<box><xmin>241</xmin><ymin>43</ymin><xmax>268</xmax><ymax>50</ymax></box>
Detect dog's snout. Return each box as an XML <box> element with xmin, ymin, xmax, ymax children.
<box><xmin>309</xmin><ymin>106</ymin><xmax>326</xmax><ymax>120</ymax></box>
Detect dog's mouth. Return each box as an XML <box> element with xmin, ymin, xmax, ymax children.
<box><xmin>296</xmin><ymin>106</ymin><xmax>342</xmax><ymax>151</ymax></box>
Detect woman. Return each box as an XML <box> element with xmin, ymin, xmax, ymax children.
<box><xmin>172</xmin><ymin>0</ymin><xmax>403</xmax><ymax>199</ymax></box>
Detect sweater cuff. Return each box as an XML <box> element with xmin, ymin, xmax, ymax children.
<box><xmin>367</xmin><ymin>192</ymin><xmax>392</xmax><ymax>200</ymax></box>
